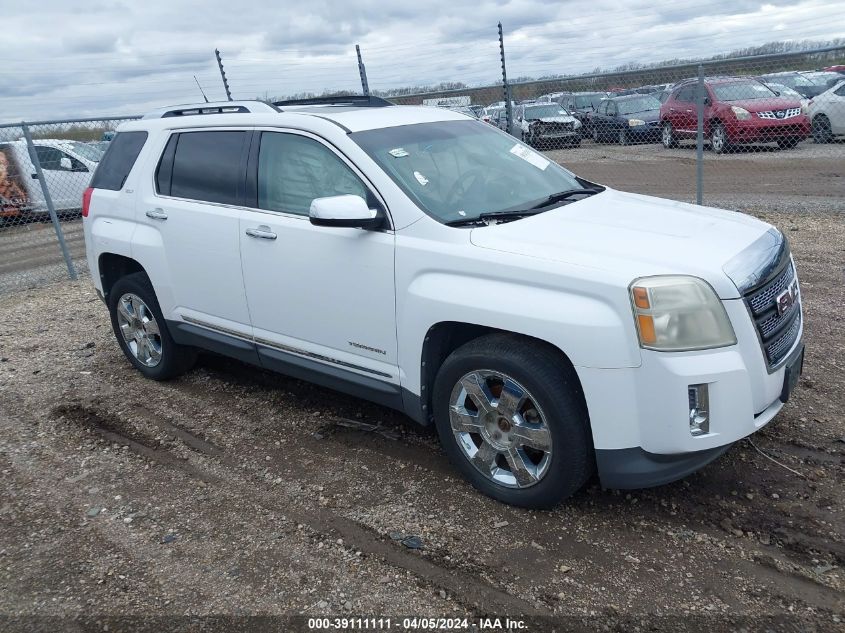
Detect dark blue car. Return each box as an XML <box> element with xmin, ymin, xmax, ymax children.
<box><xmin>589</xmin><ymin>94</ymin><xmax>663</xmax><ymax>144</ymax></box>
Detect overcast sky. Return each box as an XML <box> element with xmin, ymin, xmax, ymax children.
<box><xmin>1</xmin><ymin>0</ymin><xmax>843</xmax><ymax>122</ymax></box>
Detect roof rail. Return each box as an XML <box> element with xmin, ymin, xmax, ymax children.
<box><xmin>273</xmin><ymin>95</ymin><xmax>394</xmax><ymax>108</ymax></box>
<box><xmin>142</xmin><ymin>100</ymin><xmax>280</xmax><ymax>119</ymax></box>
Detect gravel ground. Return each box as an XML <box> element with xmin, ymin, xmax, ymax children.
<box><xmin>0</xmin><ymin>201</ymin><xmax>843</xmax><ymax>632</ymax></box>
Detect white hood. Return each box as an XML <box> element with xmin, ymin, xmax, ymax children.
<box><xmin>469</xmin><ymin>188</ymin><xmax>773</xmax><ymax>299</ymax></box>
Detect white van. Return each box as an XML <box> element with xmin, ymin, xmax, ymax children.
<box><xmin>0</xmin><ymin>139</ymin><xmax>102</xmax><ymax>218</ymax></box>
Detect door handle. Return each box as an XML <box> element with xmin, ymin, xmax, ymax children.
<box><xmin>245</xmin><ymin>226</ymin><xmax>277</xmax><ymax>240</ymax></box>
<box><xmin>685</xmin><ymin>109</ymin><xmax>693</xmax><ymax>113</ymax></box>
<box><xmin>145</xmin><ymin>208</ymin><xmax>168</xmax><ymax>220</ymax></box>
<box><xmin>31</xmin><ymin>173</ymin><xmax>39</xmax><ymax>180</ymax></box>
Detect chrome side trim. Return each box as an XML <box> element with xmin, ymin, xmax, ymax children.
<box><xmin>181</xmin><ymin>315</ymin><xmax>252</xmax><ymax>342</ymax></box>
<box><xmin>180</xmin><ymin>315</ymin><xmax>393</xmax><ymax>379</ymax></box>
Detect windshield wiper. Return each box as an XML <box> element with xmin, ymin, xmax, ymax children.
<box><xmin>445</xmin><ymin>187</ymin><xmax>604</xmax><ymax>227</ymax></box>
<box><xmin>445</xmin><ymin>209</ymin><xmax>546</xmax><ymax>227</ymax></box>
<box><xmin>526</xmin><ymin>187</ymin><xmax>603</xmax><ymax>210</ymax></box>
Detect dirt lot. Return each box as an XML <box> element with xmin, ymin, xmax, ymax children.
<box><xmin>0</xmin><ymin>159</ymin><xmax>844</xmax><ymax>632</ymax></box>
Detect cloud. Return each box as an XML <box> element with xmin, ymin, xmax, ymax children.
<box><xmin>0</xmin><ymin>0</ymin><xmax>842</xmax><ymax>121</ymax></box>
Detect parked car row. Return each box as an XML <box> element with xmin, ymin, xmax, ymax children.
<box><xmin>472</xmin><ymin>72</ymin><xmax>844</xmax><ymax>153</ymax></box>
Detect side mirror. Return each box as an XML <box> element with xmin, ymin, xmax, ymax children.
<box><xmin>703</xmin><ymin>96</ymin><xmax>711</xmax><ymax>106</ymax></box>
<box><xmin>309</xmin><ymin>194</ymin><xmax>382</xmax><ymax>229</ymax></box>
<box><xmin>60</xmin><ymin>157</ymin><xmax>72</xmax><ymax>170</ymax></box>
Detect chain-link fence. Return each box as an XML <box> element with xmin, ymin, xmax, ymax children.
<box><xmin>1</xmin><ymin>47</ymin><xmax>843</xmax><ymax>296</ymax></box>
<box><xmin>392</xmin><ymin>46</ymin><xmax>845</xmax><ymax>207</ymax></box>
<box><xmin>0</xmin><ymin>116</ymin><xmax>140</xmax><ymax>295</ymax></box>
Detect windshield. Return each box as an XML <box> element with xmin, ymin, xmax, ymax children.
<box><xmin>772</xmin><ymin>74</ymin><xmax>814</xmax><ymax>88</ymax></box>
<box><xmin>68</xmin><ymin>142</ymin><xmax>104</xmax><ymax>162</ymax></box>
<box><xmin>524</xmin><ymin>105</ymin><xmax>569</xmax><ymax>119</ymax></box>
<box><xmin>712</xmin><ymin>81</ymin><xmax>777</xmax><ymax>101</ymax></box>
<box><xmin>804</xmin><ymin>72</ymin><xmax>840</xmax><ymax>86</ymax></box>
<box><xmin>574</xmin><ymin>94</ymin><xmax>603</xmax><ymax>109</ymax></box>
<box><xmin>617</xmin><ymin>96</ymin><xmax>661</xmax><ymax>115</ymax></box>
<box><xmin>351</xmin><ymin>120</ymin><xmax>584</xmax><ymax>225</ymax></box>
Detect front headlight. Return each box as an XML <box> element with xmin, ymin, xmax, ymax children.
<box><xmin>628</xmin><ymin>119</ymin><xmax>646</xmax><ymax>127</ymax></box>
<box><xmin>630</xmin><ymin>276</ymin><xmax>736</xmax><ymax>351</ymax></box>
<box><xmin>731</xmin><ymin>106</ymin><xmax>751</xmax><ymax>120</ymax></box>
<box><xmin>574</xmin><ymin>120</ymin><xmax>582</xmax><ymax>128</ymax></box>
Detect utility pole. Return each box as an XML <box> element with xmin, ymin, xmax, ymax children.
<box><xmin>356</xmin><ymin>45</ymin><xmax>370</xmax><ymax>96</ymax></box>
<box><xmin>498</xmin><ymin>22</ymin><xmax>513</xmax><ymax>136</ymax></box>
<box><xmin>215</xmin><ymin>48</ymin><xmax>233</xmax><ymax>101</ymax></box>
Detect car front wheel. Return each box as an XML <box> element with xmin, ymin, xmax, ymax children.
<box><xmin>432</xmin><ymin>334</ymin><xmax>593</xmax><ymax>508</ymax></box>
<box><xmin>108</xmin><ymin>272</ymin><xmax>197</xmax><ymax>380</ymax></box>
<box><xmin>710</xmin><ymin>122</ymin><xmax>729</xmax><ymax>154</ymax></box>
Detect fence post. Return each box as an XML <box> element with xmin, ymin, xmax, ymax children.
<box><xmin>215</xmin><ymin>49</ymin><xmax>233</xmax><ymax>101</ymax></box>
<box><xmin>696</xmin><ymin>64</ymin><xmax>704</xmax><ymax>205</ymax></box>
<box><xmin>21</xmin><ymin>123</ymin><xmax>77</xmax><ymax>281</ymax></box>
<box><xmin>498</xmin><ymin>22</ymin><xmax>514</xmax><ymax>136</ymax></box>
<box><xmin>356</xmin><ymin>45</ymin><xmax>370</xmax><ymax>96</ymax></box>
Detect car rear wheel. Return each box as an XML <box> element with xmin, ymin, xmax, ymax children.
<box><xmin>661</xmin><ymin>122</ymin><xmax>678</xmax><ymax>148</ymax></box>
<box><xmin>710</xmin><ymin>122</ymin><xmax>729</xmax><ymax>154</ymax></box>
<box><xmin>108</xmin><ymin>272</ymin><xmax>197</xmax><ymax>381</ymax></box>
<box><xmin>432</xmin><ymin>334</ymin><xmax>593</xmax><ymax>508</ymax></box>
<box><xmin>812</xmin><ymin>115</ymin><xmax>833</xmax><ymax>144</ymax></box>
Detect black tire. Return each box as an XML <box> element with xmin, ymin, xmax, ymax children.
<box><xmin>710</xmin><ymin>122</ymin><xmax>729</xmax><ymax>154</ymax></box>
<box><xmin>812</xmin><ymin>115</ymin><xmax>833</xmax><ymax>144</ymax></box>
<box><xmin>432</xmin><ymin>333</ymin><xmax>593</xmax><ymax>509</ymax></box>
<box><xmin>776</xmin><ymin>137</ymin><xmax>801</xmax><ymax>150</ymax></box>
<box><xmin>661</xmin><ymin>121</ymin><xmax>678</xmax><ymax>148</ymax></box>
<box><xmin>108</xmin><ymin>272</ymin><xmax>197</xmax><ymax>380</ymax></box>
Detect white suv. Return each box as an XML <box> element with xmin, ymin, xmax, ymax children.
<box><xmin>83</xmin><ymin>97</ymin><xmax>804</xmax><ymax>508</ymax></box>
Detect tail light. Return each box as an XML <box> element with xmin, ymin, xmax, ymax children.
<box><xmin>82</xmin><ymin>187</ymin><xmax>93</xmax><ymax>218</ymax></box>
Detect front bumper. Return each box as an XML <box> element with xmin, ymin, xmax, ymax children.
<box><xmin>727</xmin><ymin>118</ymin><xmax>810</xmax><ymax>142</ymax></box>
<box><xmin>595</xmin><ymin>444</ymin><xmax>732</xmax><ymax>489</ymax></box>
<box><xmin>576</xmin><ymin>296</ymin><xmax>803</xmax><ymax>487</ymax></box>
<box><xmin>627</xmin><ymin>124</ymin><xmax>661</xmax><ymax>140</ymax></box>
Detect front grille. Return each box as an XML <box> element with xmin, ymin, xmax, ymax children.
<box><xmin>757</xmin><ymin>108</ymin><xmax>802</xmax><ymax>120</ymax></box>
<box><xmin>765</xmin><ymin>312</ymin><xmax>801</xmax><ymax>365</ymax></box>
<box><xmin>539</xmin><ymin>122</ymin><xmax>573</xmax><ymax>133</ymax></box>
<box><xmin>743</xmin><ymin>259</ymin><xmax>802</xmax><ymax>368</ymax></box>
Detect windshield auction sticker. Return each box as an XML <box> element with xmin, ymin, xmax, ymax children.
<box><xmin>509</xmin><ymin>144</ymin><xmax>549</xmax><ymax>170</ymax></box>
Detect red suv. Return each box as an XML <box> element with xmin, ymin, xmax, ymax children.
<box><xmin>660</xmin><ymin>77</ymin><xmax>810</xmax><ymax>153</ymax></box>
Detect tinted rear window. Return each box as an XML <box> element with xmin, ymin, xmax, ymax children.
<box><xmin>169</xmin><ymin>131</ymin><xmax>246</xmax><ymax>205</ymax></box>
<box><xmin>90</xmin><ymin>131</ymin><xmax>148</xmax><ymax>191</ymax></box>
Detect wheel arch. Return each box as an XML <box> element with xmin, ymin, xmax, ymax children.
<box><xmin>98</xmin><ymin>253</ymin><xmax>147</xmax><ymax>302</ymax></box>
<box><xmin>416</xmin><ymin>322</ymin><xmax>587</xmax><ymax>427</ymax></box>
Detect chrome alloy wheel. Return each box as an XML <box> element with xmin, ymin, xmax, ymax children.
<box><xmin>711</xmin><ymin>124</ymin><xmax>727</xmax><ymax>153</ymax></box>
<box><xmin>661</xmin><ymin>122</ymin><xmax>673</xmax><ymax>147</ymax></box>
<box><xmin>116</xmin><ymin>293</ymin><xmax>162</xmax><ymax>367</ymax></box>
<box><xmin>448</xmin><ymin>370</ymin><xmax>553</xmax><ymax>488</ymax></box>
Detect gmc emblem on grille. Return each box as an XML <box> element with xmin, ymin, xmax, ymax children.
<box><xmin>776</xmin><ymin>281</ymin><xmax>799</xmax><ymax>315</ymax></box>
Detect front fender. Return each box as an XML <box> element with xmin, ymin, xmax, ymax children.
<box><xmin>397</xmin><ymin>270</ymin><xmax>641</xmax><ymax>398</ymax></box>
